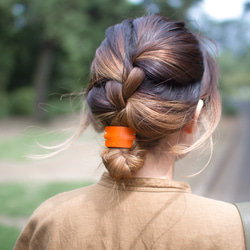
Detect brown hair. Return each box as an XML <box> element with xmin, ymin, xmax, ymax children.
<box><xmin>84</xmin><ymin>15</ymin><xmax>221</xmax><ymax>180</ymax></box>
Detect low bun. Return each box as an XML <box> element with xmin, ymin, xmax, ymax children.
<box><xmin>102</xmin><ymin>143</ymin><xmax>146</xmax><ymax>180</ymax></box>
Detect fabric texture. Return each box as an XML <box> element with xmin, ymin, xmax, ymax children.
<box><xmin>14</xmin><ymin>172</ymin><xmax>245</xmax><ymax>250</ymax></box>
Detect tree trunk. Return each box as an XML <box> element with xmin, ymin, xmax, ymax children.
<box><xmin>33</xmin><ymin>40</ymin><xmax>54</xmax><ymax>121</ymax></box>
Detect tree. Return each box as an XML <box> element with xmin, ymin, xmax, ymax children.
<box><xmin>0</xmin><ymin>0</ymin><xmax>203</xmax><ymax>119</ymax></box>
<box><xmin>219</xmin><ymin>48</ymin><xmax>250</xmax><ymax>100</ymax></box>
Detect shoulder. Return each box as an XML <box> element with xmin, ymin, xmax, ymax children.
<box><xmin>184</xmin><ymin>192</ymin><xmax>241</xmax><ymax>223</ymax></box>
<box><xmin>33</xmin><ymin>183</ymin><xmax>94</xmax><ymax>216</ymax></box>
<box><xmin>14</xmin><ymin>183</ymin><xmax>98</xmax><ymax>250</ymax></box>
<box><xmin>181</xmin><ymin>193</ymin><xmax>245</xmax><ymax>248</ymax></box>
<box><xmin>185</xmin><ymin>192</ymin><xmax>239</xmax><ymax>214</ymax></box>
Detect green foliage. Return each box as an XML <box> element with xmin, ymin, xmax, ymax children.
<box><xmin>0</xmin><ymin>92</ymin><xmax>10</xmax><ymax>118</ymax></box>
<box><xmin>153</xmin><ymin>0</ymin><xmax>202</xmax><ymax>20</ymax></box>
<box><xmin>0</xmin><ymin>0</ymin><xmax>202</xmax><ymax>119</ymax></box>
<box><xmin>0</xmin><ymin>129</ymin><xmax>70</xmax><ymax>161</ymax></box>
<box><xmin>45</xmin><ymin>97</ymin><xmax>83</xmax><ymax>118</ymax></box>
<box><xmin>0</xmin><ymin>223</ymin><xmax>20</xmax><ymax>250</ymax></box>
<box><xmin>221</xmin><ymin>99</ymin><xmax>238</xmax><ymax>116</ymax></box>
<box><xmin>0</xmin><ymin>181</ymin><xmax>94</xmax><ymax>249</ymax></box>
<box><xmin>0</xmin><ymin>0</ymin><xmax>145</xmax><ymax>92</ymax></box>
<box><xmin>0</xmin><ymin>1</ymin><xmax>39</xmax><ymax>92</ymax></box>
<box><xmin>219</xmin><ymin>49</ymin><xmax>250</xmax><ymax>100</ymax></box>
<box><xmin>0</xmin><ymin>181</ymin><xmax>94</xmax><ymax>217</ymax></box>
<box><xmin>9</xmin><ymin>87</ymin><xmax>35</xmax><ymax>115</ymax></box>
<box><xmin>0</xmin><ymin>88</ymin><xmax>83</xmax><ymax>118</ymax></box>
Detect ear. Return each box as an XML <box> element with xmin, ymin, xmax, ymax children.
<box><xmin>183</xmin><ymin>100</ymin><xmax>203</xmax><ymax>134</ymax></box>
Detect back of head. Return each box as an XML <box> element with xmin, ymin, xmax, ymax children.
<box><xmin>86</xmin><ymin>15</ymin><xmax>221</xmax><ymax>180</ymax></box>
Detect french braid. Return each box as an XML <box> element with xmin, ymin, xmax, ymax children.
<box><xmin>86</xmin><ymin>15</ymin><xmax>221</xmax><ymax>180</ymax></box>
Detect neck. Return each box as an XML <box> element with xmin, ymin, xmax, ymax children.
<box><xmin>132</xmin><ymin>150</ymin><xmax>175</xmax><ymax>180</ymax></box>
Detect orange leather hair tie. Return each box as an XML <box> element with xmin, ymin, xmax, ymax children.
<box><xmin>104</xmin><ymin>126</ymin><xmax>136</xmax><ymax>148</ymax></box>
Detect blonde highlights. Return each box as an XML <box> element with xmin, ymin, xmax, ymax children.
<box><xmin>86</xmin><ymin>15</ymin><xmax>221</xmax><ymax>180</ymax></box>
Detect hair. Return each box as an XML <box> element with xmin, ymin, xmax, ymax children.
<box><xmin>85</xmin><ymin>14</ymin><xmax>221</xmax><ymax>180</ymax></box>
<box><xmin>34</xmin><ymin>15</ymin><xmax>221</xmax><ymax>180</ymax></box>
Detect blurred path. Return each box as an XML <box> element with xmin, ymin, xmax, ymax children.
<box><xmin>0</xmin><ymin>105</ymin><xmax>250</xmax><ymax>230</ymax></box>
<box><xmin>0</xmin><ymin>103</ymin><xmax>250</xmax><ymax>203</ymax></box>
<box><xmin>0</xmin><ymin>114</ymin><xmax>104</xmax><ymax>182</ymax></box>
<box><xmin>176</xmin><ymin>101</ymin><xmax>250</xmax><ymax>203</ymax></box>
<box><xmin>204</xmin><ymin>101</ymin><xmax>250</xmax><ymax>202</ymax></box>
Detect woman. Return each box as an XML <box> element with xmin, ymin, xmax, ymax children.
<box><xmin>14</xmin><ymin>15</ymin><xmax>245</xmax><ymax>249</ymax></box>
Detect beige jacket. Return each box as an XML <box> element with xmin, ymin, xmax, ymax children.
<box><xmin>14</xmin><ymin>173</ymin><xmax>245</xmax><ymax>249</ymax></box>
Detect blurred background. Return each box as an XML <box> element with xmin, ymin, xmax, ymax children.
<box><xmin>0</xmin><ymin>0</ymin><xmax>250</xmax><ymax>248</ymax></box>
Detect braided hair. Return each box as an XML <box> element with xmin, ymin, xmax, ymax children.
<box><xmin>86</xmin><ymin>15</ymin><xmax>221</xmax><ymax>180</ymax></box>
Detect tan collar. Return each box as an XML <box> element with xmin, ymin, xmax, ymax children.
<box><xmin>98</xmin><ymin>172</ymin><xmax>191</xmax><ymax>193</ymax></box>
